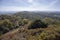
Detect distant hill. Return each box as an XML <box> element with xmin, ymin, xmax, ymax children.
<box><xmin>13</xmin><ymin>11</ymin><xmax>60</xmax><ymax>20</ymax></box>
<box><xmin>0</xmin><ymin>11</ymin><xmax>17</xmax><ymax>15</ymax></box>
<box><xmin>0</xmin><ymin>11</ymin><xmax>60</xmax><ymax>20</ymax></box>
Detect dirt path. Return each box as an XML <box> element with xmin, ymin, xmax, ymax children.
<box><xmin>0</xmin><ymin>21</ymin><xmax>31</xmax><ymax>40</ymax></box>
<box><xmin>0</xmin><ymin>28</ymin><xmax>20</xmax><ymax>39</ymax></box>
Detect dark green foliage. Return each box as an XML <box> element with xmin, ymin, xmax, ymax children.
<box><xmin>28</xmin><ymin>19</ymin><xmax>48</xmax><ymax>29</ymax></box>
<box><xmin>0</xmin><ymin>19</ymin><xmax>14</xmax><ymax>34</ymax></box>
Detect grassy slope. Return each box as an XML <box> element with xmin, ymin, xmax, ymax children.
<box><xmin>0</xmin><ymin>24</ymin><xmax>60</xmax><ymax>40</ymax></box>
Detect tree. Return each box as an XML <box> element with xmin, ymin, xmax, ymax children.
<box><xmin>28</xmin><ymin>19</ymin><xmax>48</xmax><ymax>29</ymax></box>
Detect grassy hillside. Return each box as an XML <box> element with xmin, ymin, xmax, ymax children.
<box><xmin>0</xmin><ymin>11</ymin><xmax>60</xmax><ymax>40</ymax></box>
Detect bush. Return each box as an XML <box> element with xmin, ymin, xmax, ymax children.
<box><xmin>0</xmin><ymin>19</ymin><xmax>15</xmax><ymax>35</ymax></box>
<box><xmin>28</xmin><ymin>19</ymin><xmax>48</xmax><ymax>29</ymax></box>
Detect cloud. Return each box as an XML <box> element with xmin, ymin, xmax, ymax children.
<box><xmin>0</xmin><ymin>6</ymin><xmax>38</xmax><ymax>11</ymax></box>
<box><xmin>0</xmin><ymin>0</ymin><xmax>60</xmax><ymax>11</ymax></box>
<box><xmin>27</xmin><ymin>0</ymin><xmax>33</xmax><ymax>3</ymax></box>
<box><xmin>27</xmin><ymin>0</ymin><xmax>47</xmax><ymax>10</ymax></box>
<box><xmin>47</xmin><ymin>0</ymin><xmax>58</xmax><ymax>8</ymax></box>
<box><xmin>30</xmin><ymin>0</ymin><xmax>59</xmax><ymax>11</ymax></box>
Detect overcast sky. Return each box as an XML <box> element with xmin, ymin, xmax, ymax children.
<box><xmin>0</xmin><ymin>0</ymin><xmax>60</xmax><ymax>11</ymax></box>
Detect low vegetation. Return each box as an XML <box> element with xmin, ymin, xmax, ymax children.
<box><xmin>0</xmin><ymin>11</ymin><xmax>60</xmax><ymax>40</ymax></box>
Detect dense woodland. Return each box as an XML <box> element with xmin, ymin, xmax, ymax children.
<box><xmin>0</xmin><ymin>11</ymin><xmax>60</xmax><ymax>40</ymax></box>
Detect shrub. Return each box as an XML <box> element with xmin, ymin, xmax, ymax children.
<box><xmin>28</xmin><ymin>19</ymin><xmax>48</xmax><ymax>29</ymax></box>
<box><xmin>0</xmin><ymin>19</ymin><xmax>14</xmax><ymax>35</ymax></box>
